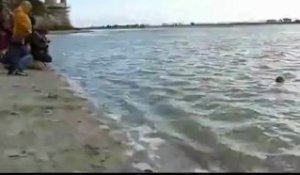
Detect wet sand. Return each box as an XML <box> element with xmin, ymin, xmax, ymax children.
<box><xmin>0</xmin><ymin>66</ymin><xmax>130</xmax><ymax>172</ymax></box>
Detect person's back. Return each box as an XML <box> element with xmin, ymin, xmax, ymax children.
<box><xmin>28</xmin><ymin>30</ymin><xmax>48</xmax><ymax>52</ymax></box>
<box><xmin>26</xmin><ymin>15</ymin><xmax>52</xmax><ymax>64</ymax></box>
<box><xmin>12</xmin><ymin>1</ymin><xmax>32</xmax><ymax>43</ymax></box>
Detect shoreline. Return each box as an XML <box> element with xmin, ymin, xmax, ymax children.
<box><xmin>0</xmin><ymin>65</ymin><xmax>135</xmax><ymax>172</ymax></box>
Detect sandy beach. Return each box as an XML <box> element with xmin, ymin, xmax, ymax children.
<box><xmin>0</xmin><ymin>66</ymin><xmax>131</xmax><ymax>172</ymax></box>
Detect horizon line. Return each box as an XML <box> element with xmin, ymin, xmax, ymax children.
<box><xmin>78</xmin><ymin>17</ymin><xmax>300</xmax><ymax>28</ymax></box>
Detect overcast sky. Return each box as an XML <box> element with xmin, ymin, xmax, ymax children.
<box><xmin>68</xmin><ymin>0</ymin><xmax>300</xmax><ymax>27</ymax></box>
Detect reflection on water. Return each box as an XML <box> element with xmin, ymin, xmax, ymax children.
<box><xmin>50</xmin><ymin>26</ymin><xmax>300</xmax><ymax>172</ymax></box>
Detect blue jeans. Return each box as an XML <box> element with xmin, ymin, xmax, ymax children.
<box><xmin>17</xmin><ymin>54</ymin><xmax>33</xmax><ymax>71</ymax></box>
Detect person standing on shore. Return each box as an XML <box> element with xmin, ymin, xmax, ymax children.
<box><xmin>3</xmin><ymin>1</ymin><xmax>33</xmax><ymax>76</ymax></box>
<box><xmin>12</xmin><ymin>1</ymin><xmax>32</xmax><ymax>43</ymax></box>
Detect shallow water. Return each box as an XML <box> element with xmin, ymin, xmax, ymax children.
<box><xmin>50</xmin><ymin>26</ymin><xmax>300</xmax><ymax>172</ymax></box>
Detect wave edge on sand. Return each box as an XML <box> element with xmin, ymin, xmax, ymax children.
<box><xmin>0</xmin><ymin>66</ymin><xmax>140</xmax><ymax>172</ymax></box>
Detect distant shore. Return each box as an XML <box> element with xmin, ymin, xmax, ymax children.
<box><xmin>49</xmin><ymin>29</ymin><xmax>94</xmax><ymax>35</ymax></box>
<box><xmin>81</xmin><ymin>20</ymin><xmax>300</xmax><ymax>30</ymax></box>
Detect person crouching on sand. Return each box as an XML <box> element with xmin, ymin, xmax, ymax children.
<box><xmin>26</xmin><ymin>15</ymin><xmax>52</xmax><ymax>70</ymax></box>
<box><xmin>2</xmin><ymin>1</ymin><xmax>33</xmax><ymax>76</ymax></box>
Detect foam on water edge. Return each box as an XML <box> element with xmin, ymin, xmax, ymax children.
<box><xmin>51</xmin><ymin>64</ymin><xmax>170</xmax><ymax>172</ymax></box>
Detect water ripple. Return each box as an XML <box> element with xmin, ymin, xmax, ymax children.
<box><xmin>50</xmin><ymin>26</ymin><xmax>300</xmax><ymax>172</ymax></box>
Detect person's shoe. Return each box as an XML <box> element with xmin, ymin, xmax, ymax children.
<box><xmin>14</xmin><ymin>70</ymin><xmax>28</xmax><ymax>76</ymax></box>
<box><xmin>8</xmin><ymin>70</ymin><xmax>28</xmax><ymax>76</ymax></box>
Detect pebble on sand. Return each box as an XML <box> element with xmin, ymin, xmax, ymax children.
<box><xmin>34</xmin><ymin>89</ymin><xmax>42</xmax><ymax>93</ymax></box>
<box><xmin>4</xmin><ymin>149</ymin><xmax>27</xmax><ymax>158</ymax></box>
<box><xmin>32</xmin><ymin>85</ymin><xmax>42</xmax><ymax>92</ymax></box>
<box><xmin>84</xmin><ymin>144</ymin><xmax>100</xmax><ymax>156</ymax></box>
<box><xmin>47</xmin><ymin>93</ymin><xmax>59</xmax><ymax>99</ymax></box>
<box><xmin>10</xmin><ymin>111</ymin><xmax>20</xmax><ymax>116</ymax></box>
<box><xmin>44</xmin><ymin>109</ymin><xmax>53</xmax><ymax>115</ymax></box>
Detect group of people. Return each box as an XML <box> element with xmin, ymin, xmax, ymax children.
<box><xmin>0</xmin><ymin>1</ymin><xmax>52</xmax><ymax>76</ymax></box>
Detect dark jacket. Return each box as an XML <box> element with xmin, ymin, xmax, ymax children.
<box><xmin>26</xmin><ymin>30</ymin><xmax>52</xmax><ymax>63</ymax></box>
<box><xmin>26</xmin><ymin>31</ymin><xmax>48</xmax><ymax>52</ymax></box>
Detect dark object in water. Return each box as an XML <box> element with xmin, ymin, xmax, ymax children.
<box><xmin>276</xmin><ymin>76</ymin><xmax>285</xmax><ymax>83</ymax></box>
<box><xmin>144</xmin><ymin>169</ymin><xmax>153</xmax><ymax>173</ymax></box>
